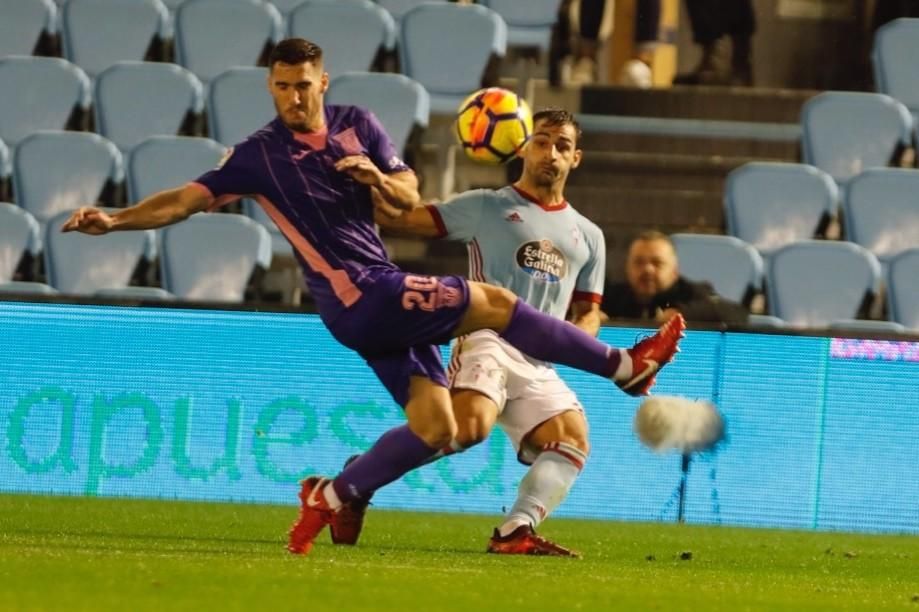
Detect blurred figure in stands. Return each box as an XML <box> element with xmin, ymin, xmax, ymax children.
<box><xmin>673</xmin><ymin>0</ymin><xmax>755</xmax><ymax>86</ymax></box>
<box><xmin>549</xmin><ymin>0</ymin><xmax>614</xmax><ymax>86</ymax></box>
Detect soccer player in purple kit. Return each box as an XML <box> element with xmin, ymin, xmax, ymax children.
<box><xmin>61</xmin><ymin>38</ymin><xmax>685</xmax><ymax>557</ymax></box>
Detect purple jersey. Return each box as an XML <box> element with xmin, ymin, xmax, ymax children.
<box><xmin>192</xmin><ymin>105</ymin><xmax>410</xmax><ymax>320</ymax></box>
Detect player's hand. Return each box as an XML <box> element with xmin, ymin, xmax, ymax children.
<box><xmin>61</xmin><ymin>207</ymin><xmax>115</xmax><ymax>235</ymax></box>
<box><xmin>335</xmin><ymin>155</ymin><xmax>383</xmax><ymax>187</ymax></box>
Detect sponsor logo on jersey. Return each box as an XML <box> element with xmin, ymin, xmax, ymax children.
<box><xmin>515</xmin><ymin>239</ymin><xmax>568</xmax><ymax>282</ymax></box>
<box><xmin>505</xmin><ymin>212</ymin><xmax>523</xmax><ymax>223</ymax></box>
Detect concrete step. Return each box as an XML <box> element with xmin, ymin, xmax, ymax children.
<box><xmin>579</xmin><ymin>130</ymin><xmax>799</xmax><ymax>159</ymax></box>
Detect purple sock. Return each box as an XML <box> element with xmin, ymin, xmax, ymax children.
<box><xmin>499</xmin><ymin>299</ymin><xmax>620</xmax><ymax>378</ymax></box>
<box><xmin>332</xmin><ymin>424</ymin><xmax>437</xmax><ymax>503</ymax></box>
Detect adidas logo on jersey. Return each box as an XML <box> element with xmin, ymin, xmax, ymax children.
<box><xmin>505</xmin><ymin>212</ymin><xmax>523</xmax><ymax>223</ymax></box>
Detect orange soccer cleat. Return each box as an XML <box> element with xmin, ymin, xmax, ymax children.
<box><xmin>487</xmin><ymin>525</ymin><xmax>580</xmax><ymax>558</ymax></box>
<box><xmin>287</xmin><ymin>476</ymin><xmax>335</xmax><ymax>555</ymax></box>
<box><xmin>617</xmin><ymin>313</ymin><xmax>686</xmax><ymax>397</ymax></box>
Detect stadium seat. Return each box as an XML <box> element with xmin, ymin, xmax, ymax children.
<box><xmin>0</xmin><ymin>203</ymin><xmax>41</xmax><ymax>282</ymax></box>
<box><xmin>288</xmin><ymin>0</ymin><xmax>395</xmax><ymax>76</ymax></box>
<box><xmin>479</xmin><ymin>0</ymin><xmax>561</xmax><ymax>52</ymax></box>
<box><xmin>887</xmin><ymin>248</ymin><xmax>919</xmax><ymax>331</ymax></box>
<box><xmin>399</xmin><ymin>3</ymin><xmax>506</xmax><ymax>114</ymax></box>
<box><xmin>724</xmin><ymin>162</ymin><xmax>839</xmax><ymax>257</ymax></box>
<box><xmin>0</xmin><ymin>138</ymin><xmax>10</xmax><ymax>191</ymax></box>
<box><xmin>160</xmin><ymin>213</ymin><xmax>272</xmax><ymax>301</ymax></box>
<box><xmin>0</xmin><ymin>281</ymin><xmax>58</xmax><ymax>294</ymax></box>
<box><xmin>801</xmin><ymin>91</ymin><xmax>913</xmax><ymax>186</ymax></box>
<box><xmin>127</xmin><ymin>135</ymin><xmax>226</xmax><ymax>203</ymax></box>
<box><xmin>670</xmin><ymin>233</ymin><xmax>764</xmax><ymax>306</ymax></box>
<box><xmin>0</xmin><ymin>0</ymin><xmax>57</xmax><ymax>57</ymax></box>
<box><xmin>44</xmin><ymin>209</ymin><xmax>156</xmax><ymax>296</ymax></box>
<box><xmin>746</xmin><ymin>314</ymin><xmax>786</xmax><ymax>328</ymax></box>
<box><xmin>376</xmin><ymin>0</ymin><xmax>445</xmax><ymax>27</ymax></box>
<box><xmin>842</xmin><ymin>168</ymin><xmax>919</xmax><ymax>269</ymax></box>
<box><xmin>0</xmin><ymin>56</ymin><xmax>91</xmax><ymax>147</ymax></box>
<box><xmin>94</xmin><ymin>286</ymin><xmax>174</xmax><ymax>300</ymax></box>
<box><xmin>767</xmin><ymin>241</ymin><xmax>881</xmax><ymax>328</ymax></box>
<box><xmin>174</xmin><ymin>0</ymin><xmax>283</xmax><ymax>84</ymax></box>
<box><xmin>61</xmin><ymin>0</ymin><xmax>169</xmax><ymax>79</ymax></box>
<box><xmin>95</xmin><ymin>62</ymin><xmax>204</xmax><ymax>153</ymax></box>
<box><xmin>207</xmin><ymin>67</ymin><xmax>276</xmax><ymax>146</ymax></box>
<box><xmin>13</xmin><ymin>131</ymin><xmax>123</xmax><ymax>230</ymax></box>
<box><xmin>326</xmin><ymin>72</ymin><xmax>429</xmax><ymax>154</ymax></box>
<box><xmin>872</xmin><ymin>18</ymin><xmax>919</xmax><ymax>125</ymax></box>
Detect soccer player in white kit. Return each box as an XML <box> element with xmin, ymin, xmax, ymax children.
<box><xmin>376</xmin><ymin>109</ymin><xmax>616</xmax><ymax>556</ymax></box>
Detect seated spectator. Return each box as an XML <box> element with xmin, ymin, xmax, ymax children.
<box><xmin>601</xmin><ymin>230</ymin><xmax>749</xmax><ymax>324</ymax></box>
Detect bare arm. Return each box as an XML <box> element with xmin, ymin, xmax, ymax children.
<box><xmin>569</xmin><ymin>300</ymin><xmax>602</xmax><ymax>336</ymax></box>
<box><xmin>61</xmin><ymin>184</ymin><xmax>211</xmax><ymax>234</ymax></box>
<box><xmin>334</xmin><ymin>155</ymin><xmax>420</xmax><ymax>210</ymax></box>
<box><xmin>372</xmin><ymin>190</ymin><xmax>442</xmax><ymax>238</ymax></box>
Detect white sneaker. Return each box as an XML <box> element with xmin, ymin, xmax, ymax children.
<box><xmin>619</xmin><ymin>59</ymin><xmax>652</xmax><ymax>89</ymax></box>
<box><xmin>569</xmin><ymin>57</ymin><xmax>595</xmax><ymax>85</ymax></box>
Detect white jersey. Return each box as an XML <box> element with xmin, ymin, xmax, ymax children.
<box><xmin>428</xmin><ymin>185</ymin><xmax>606</xmax><ymax>319</ymax></box>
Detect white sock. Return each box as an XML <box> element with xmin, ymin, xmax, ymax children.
<box><xmin>322</xmin><ymin>480</ymin><xmax>343</xmax><ymax>510</ymax></box>
<box><xmin>613</xmin><ymin>348</ymin><xmax>633</xmax><ymax>381</ymax></box>
<box><xmin>424</xmin><ymin>439</ymin><xmax>466</xmax><ymax>465</ymax></box>
<box><xmin>499</xmin><ymin>442</ymin><xmax>587</xmax><ymax>537</ymax></box>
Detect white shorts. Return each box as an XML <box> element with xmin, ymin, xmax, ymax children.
<box><xmin>447</xmin><ymin>330</ymin><xmax>585</xmax><ymax>464</ymax></box>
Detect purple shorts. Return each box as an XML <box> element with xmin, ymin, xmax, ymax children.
<box><xmin>325</xmin><ymin>270</ymin><xmax>471</xmax><ymax>407</ymax></box>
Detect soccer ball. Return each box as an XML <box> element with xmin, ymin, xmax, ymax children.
<box><xmin>455</xmin><ymin>87</ymin><xmax>533</xmax><ymax>164</ymax></box>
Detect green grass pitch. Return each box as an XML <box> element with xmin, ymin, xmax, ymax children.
<box><xmin>1</xmin><ymin>494</ymin><xmax>917</xmax><ymax>611</ymax></box>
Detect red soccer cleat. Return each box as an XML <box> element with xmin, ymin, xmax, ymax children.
<box><xmin>287</xmin><ymin>476</ymin><xmax>334</xmax><ymax>555</ymax></box>
<box><xmin>486</xmin><ymin>525</ymin><xmax>580</xmax><ymax>558</ymax></box>
<box><xmin>618</xmin><ymin>313</ymin><xmax>686</xmax><ymax>397</ymax></box>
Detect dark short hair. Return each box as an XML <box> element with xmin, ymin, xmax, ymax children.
<box><xmin>532</xmin><ymin>108</ymin><xmax>582</xmax><ymax>144</ymax></box>
<box><xmin>268</xmin><ymin>38</ymin><xmax>323</xmax><ymax>69</ymax></box>
<box><xmin>632</xmin><ymin>230</ymin><xmax>674</xmax><ymax>246</ymax></box>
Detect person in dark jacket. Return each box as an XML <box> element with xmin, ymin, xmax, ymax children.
<box><xmin>602</xmin><ymin>230</ymin><xmax>749</xmax><ymax>324</ymax></box>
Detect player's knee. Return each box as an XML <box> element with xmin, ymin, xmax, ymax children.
<box><xmin>416</xmin><ymin>414</ymin><xmax>458</xmax><ymax>449</ymax></box>
<box><xmin>454</xmin><ymin>415</ymin><xmax>492</xmax><ymax>448</ymax></box>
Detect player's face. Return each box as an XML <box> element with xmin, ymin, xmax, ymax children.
<box><xmin>268</xmin><ymin>61</ymin><xmax>328</xmax><ymax>132</ymax></box>
<box><xmin>626</xmin><ymin>239</ymin><xmax>679</xmax><ymax>301</ymax></box>
<box><xmin>521</xmin><ymin>121</ymin><xmax>582</xmax><ymax>188</ymax></box>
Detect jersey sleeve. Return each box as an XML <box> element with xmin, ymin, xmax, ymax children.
<box><xmin>573</xmin><ymin>220</ymin><xmax>606</xmax><ymax>304</ymax></box>
<box><xmin>361</xmin><ymin>109</ymin><xmax>411</xmax><ymax>175</ymax></box>
<box><xmin>427</xmin><ymin>189</ymin><xmax>487</xmax><ymax>242</ymax></box>
<box><xmin>190</xmin><ymin>141</ymin><xmax>263</xmax><ymax>211</ymax></box>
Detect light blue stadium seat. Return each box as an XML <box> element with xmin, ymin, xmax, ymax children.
<box><xmin>128</xmin><ymin>135</ymin><xmax>226</xmax><ymax>202</ymax></box>
<box><xmin>746</xmin><ymin>314</ymin><xmax>786</xmax><ymax>328</ymax></box>
<box><xmin>842</xmin><ymin>168</ymin><xmax>919</xmax><ymax>269</ymax></box>
<box><xmin>159</xmin><ymin>0</ymin><xmax>185</xmax><ymax>8</ymax></box>
<box><xmin>207</xmin><ymin>67</ymin><xmax>275</xmax><ymax>145</ymax></box>
<box><xmin>44</xmin><ymin>209</ymin><xmax>156</xmax><ymax>296</ymax></box>
<box><xmin>399</xmin><ymin>3</ymin><xmax>506</xmax><ymax>114</ymax></box>
<box><xmin>61</xmin><ymin>0</ymin><xmax>169</xmax><ymax>79</ymax></box>
<box><xmin>0</xmin><ymin>203</ymin><xmax>41</xmax><ymax>282</ymax></box>
<box><xmin>0</xmin><ymin>56</ymin><xmax>91</xmax><ymax>147</ymax></box>
<box><xmin>95</xmin><ymin>286</ymin><xmax>175</xmax><ymax>300</ymax></box>
<box><xmin>160</xmin><ymin>213</ymin><xmax>272</xmax><ymax>301</ymax></box>
<box><xmin>175</xmin><ymin>0</ymin><xmax>283</xmax><ymax>84</ymax></box>
<box><xmin>13</xmin><ymin>131</ymin><xmax>123</xmax><ymax>230</ymax></box>
<box><xmin>872</xmin><ymin>18</ymin><xmax>919</xmax><ymax>124</ymax></box>
<box><xmin>767</xmin><ymin>241</ymin><xmax>881</xmax><ymax>328</ymax></box>
<box><xmin>0</xmin><ymin>138</ymin><xmax>10</xmax><ymax>186</ymax></box>
<box><xmin>0</xmin><ymin>0</ymin><xmax>57</xmax><ymax>57</ymax></box>
<box><xmin>724</xmin><ymin>162</ymin><xmax>839</xmax><ymax>257</ymax></box>
<box><xmin>288</xmin><ymin>1</ymin><xmax>395</xmax><ymax>77</ymax></box>
<box><xmin>0</xmin><ymin>281</ymin><xmax>58</xmax><ymax>294</ymax></box>
<box><xmin>887</xmin><ymin>248</ymin><xmax>919</xmax><ymax>331</ymax></box>
<box><xmin>95</xmin><ymin>62</ymin><xmax>204</xmax><ymax>153</ymax></box>
<box><xmin>801</xmin><ymin>91</ymin><xmax>913</xmax><ymax>186</ymax></box>
<box><xmin>479</xmin><ymin>0</ymin><xmax>561</xmax><ymax>52</ymax></box>
<box><xmin>326</xmin><ymin>72</ymin><xmax>429</xmax><ymax>154</ymax></box>
<box><xmin>376</xmin><ymin>0</ymin><xmax>444</xmax><ymax>26</ymax></box>
<box><xmin>670</xmin><ymin>233</ymin><xmax>764</xmax><ymax>305</ymax></box>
